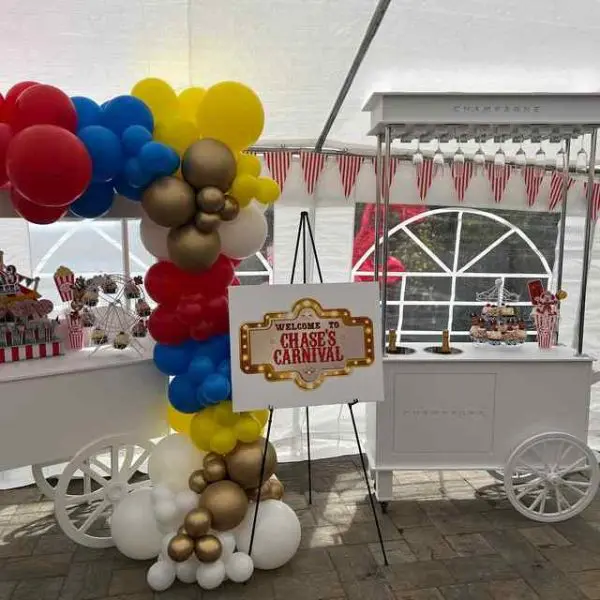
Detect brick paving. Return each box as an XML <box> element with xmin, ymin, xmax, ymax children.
<box><xmin>1</xmin><ymin>457</ymin><xmax>600</xmax><ymax>598</ymax></box>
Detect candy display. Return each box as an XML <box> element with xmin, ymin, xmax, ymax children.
<box><xmin>528</xmin><ymin>280</ymin><xmax>567</xmax><ymax>349</ymax></box>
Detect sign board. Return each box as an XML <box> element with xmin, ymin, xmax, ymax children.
<box><xmin>229</xmin><ymin>282</ymin><xmax>384</xmax><ymax>411</ymax></box>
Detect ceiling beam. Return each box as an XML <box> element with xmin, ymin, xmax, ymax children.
<box><xmin>314</xmin><ymin>0</ymin><xmax>393</xmax><ymax>152</ymax></box>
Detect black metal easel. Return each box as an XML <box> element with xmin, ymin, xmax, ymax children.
<box><xmin>248</xmin><ymin>210</ymin><xmax>388</xmax><ymax>566</ymax></box>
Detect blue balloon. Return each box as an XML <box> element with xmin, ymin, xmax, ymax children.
<box><xmin>78</xmin><ymin>126</ymin><xmax>124</xmax><ymax>183</ymax></box>
<box><xmin>72</xmin><ymin>97</ymin><xmax>102</xmax><ymax>130</ymax></box>
<box><xmin>122</xmin><ymin>125</ymin><xmax>153</xmax><ymax>156</ymax></box>
<box><xmin>154</xmin><ymin>343</ymin><xmax>193</xmax><ymax>375</ymax></box>
<box><xmin>188</xmin><ymin>355</ymin><xmax>215</xmax><ymax>385</ymax></box>
<box><xmin>201</xmin><ymin>373</ymin><xmax>231</xmax><ymax>405</ymax></box>
<box><xmin>124</xmin><ymin>158</ymin><xmax>152</xmax><ymax>188</ymax></box>
<box><xmin>168</xmin><ymin>375</ymin><xmax>203</xmax><ymax>414</ymax></box>
<box><xmin>217</xmin><ymin>358</ymin><xmax>231</xmax><ymax>380</ymax></box>
<box><xmin>138</xmin><ymin>142</ymin><xmax>180</xmax><ymax>178</ymax></box>
<box><xmin>101</xmin><ymin>95</ymin><xmax>154</xmax><ymax>136</ymax></box>
<box><xmin>70</xmin><ymin>183</ymin><xmax>114</xmax><ymax>219</ymax></box>
<box><xmin>113</xmin><ymin>175</ymin><xmax>143</xmax><ymax>202</ymax></box>
<box><xmin>196</xmin><ymin>334</ymin><xmax>230</xmax><ymax>365</ymax></box>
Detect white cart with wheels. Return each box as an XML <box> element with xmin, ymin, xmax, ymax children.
<box><xmin>0</xmin><ymin>340</ymin><xmax>168</xmax><ymax>547</ymax></box>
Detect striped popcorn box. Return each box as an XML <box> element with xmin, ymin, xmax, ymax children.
<box><xmin>68</xmin><ymin>328</ymin><xmax>84</xmax><ymax>350</ymax></box>
<box><xmin>534</xmin><ymin>312</ymin><xmax>557</xmax><ymax>350</ymax></box>
<box><xmin>53</xmin><ymin>266</ymin><xmax>75</xmax><ymax>302</ymax></box>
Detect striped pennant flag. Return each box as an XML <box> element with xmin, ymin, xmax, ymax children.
<box><xmin>451</xmin><ymin>162</ymin><xmax>474</xmax><ymax>202</ymax></box>
<box><xmin>264</xmin><ymin>151</ymin><xmax>292</xmax><ymax>189</ymax></box>
<box><xmin>416</xmin><ymin>158</ymin><xmax>434</xmax><ymax>201</ymax></box>
<box><xmin>583</xmin><ymin>180</ymin><xmax>600</xmax><ymax>220</ymax></box>
<box><xmin>523</xmin><ymin>166</ymin><xmax>545</xmax><ymax>207</ymax></box>
<box><xmin>300</xmin><ymin>151</ymin><xmax>326</xmax><ymax>195</ymax></box>
<box><xmin>549</xmin><ymin>171</ymin><xmax>574</xmax><ymax>211</ymax></box>
<box><xmin>485</xmin><ymin>163</ymin><xmax>512</xmax><ymax>203</ymax></box>
<box><xmin>337</xmin><ymin>154</ymin><xmax>364</xmax><ymax>197</ymax></box>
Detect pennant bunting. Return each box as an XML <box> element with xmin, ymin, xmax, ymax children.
<box><xmin>416</xmin><ymin>158</ymin><xmax>434</xmax><ymax>201</ymax></box>
<box><xmin>263</xmin><ymin>151</ymin><xmax>292</xmax><ymax>188</ymax></box>
<box><xmin>374</xmin><ymin>156</ymin><xmax>400</xmax><ymax>191</ymax></box>
<box><xmin>300</xmin><ymin>151</ymin><xmax>326</xmax><ymax>195</ymax></box>
<box><xmin>451</xmin><ymin>162</ymin><xmax>474</xmax><ymax>202</ymax></box>
<box><xmin>486</xmin><ymin>164</ymin><xmax>512</xmax><ymax>203</ymax></box>
<box><xmin>337</xmin><ymin>154</ymin><xmax>364</xmax><ymax>197</ymax></box>
<box><xmin>549</xmin><ymin>171</ymin><xmax>574</xmax><ymax>211</ymax></box>
<box><xmin>523</xmin><ymin>166</ymin><xmax>545</xmax><ymax>206</ymax></box>
<box><xmin>583</xmin><ymin>180</ymin><xmax>600</xmax><ymax>221</ymax></box>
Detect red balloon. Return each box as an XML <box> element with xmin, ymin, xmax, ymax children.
<box><xmin>177</xmin><ymin>293</ymin><xmax>206</xmax><ymax>326</ymax></box>
<box><xmin>12</xmin><ymin>85</ymin><xmax>77</xmax><ymax>133</ymax></box>
<box><xmin>148</xmin><ymin>305</ymin><xmax>190</xmax><ymax>345</ymax></box>
<box><xmin>144</xmin><ymin>261</ymin><xmax>191</xmax><ymax>306</ymax></box>
<box><xmin>187</xmin><ymin>255</ymin><xmax>235</xmax><ymax>297</ymax></box>
<box><xmin>11</xmin><ymin>188</ymin><xmax>66</xmax><ymax>224</ymax></box>
<box><xmin>0</xmin><ymin>93</ymin><xmax>4</xmax><ymax>122</ymax></box>
<box><xmin>189</xmin><ymin>295</ymin><xmax>229</xmax><ymax>341</ymax></box>
<box><xmin>0</xmin><ymin>124</ymin><xmax>13</xmax><ymax>186</ymax></box>
<box><xmin>7</xmin><ymin>125</ymin><xmax>92</xmax><ymax>207</ymax></box>
<box><xmin>2</xmin><ymin>82</ymin><xmax>39</xmax><ymax>124</ymax></box>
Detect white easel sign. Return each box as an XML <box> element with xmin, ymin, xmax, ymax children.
<box><xmin>228</xmin><ymin>282</ymin><xmax>384</xmax><ymax>411</ymax></box>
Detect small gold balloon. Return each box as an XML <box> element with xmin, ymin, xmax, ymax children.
<box><xmin>203</xmin><ymin>459</ymin><xmax>227</xmax><ymax>482</ymax></box>
<box><xmin>182</xmin><ymin>139</ymin><xmax>237</xmax><ymax>192</ymax></box>
<box><xmin>220</xmin><ymin>195</ymin><xmax>240</xmax><ymax>222</ymax></box>
<box><xmin>270</xmin><ymin>478</ymin><xmax>285</xmax><ymax>500</ymax></box>
<box><xmin>197</xmin><ymin>187</ymin><xmax>226</xmax><ymax>213</ymax></box>
<box><xmin>188</xmin><ymin>470</ymin><xmax>208</xmax><ymax>494</ymax></box>
<box><xmin>204</xmin><ymin>453</ymin><xmax>222</xmax><ymax>466</ymax></box>
<box><xmin>225</xmin><ymin>438</ymin><xmax>278</xmax><ymax>490</ymax></box>
<box><xmin>167</xmin><ymin>224</ymin><xmax>221</xmax><ymax>272</ymax></box>
<box><xmin>199</xmin><ymin>480</ymin><xmax>249</xmax><ymax>531</ymax></box>
<box><xmin>142</xmin><ymin>176</ymin><xmax>196</xmax><ymax>228</ymax></box>
<box><xmin>167</xmin><ymin>534</ymin><xmax>194</xmax><ymax>562</ymax></box>
<box><xmin>194</xmin><ymin>534</ymin><xmax>223</xmax><ymax>563</ymax></box>
<box><xmin>177</xmin><ymin>525</ymin><xmax>189</xmax><ymax>536</ymax></box>
<box><xmin>184</xmin><ymin>508</ymin><xmax>212</xmax><ymax>538</ymax></box>
<box><xmin>195</xmin><ymin>211</ymin><xmax>222</xmax><ymax>233</ymax></box>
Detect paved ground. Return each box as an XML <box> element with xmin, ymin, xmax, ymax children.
<box><xmin>2</xmin><ymin>457</ymin><xmax>600</xmax><ymax>599</ymax></box>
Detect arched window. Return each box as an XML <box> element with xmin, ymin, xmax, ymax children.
<box><xmin>352</xmin><ymin>206</ymin><xmax>556</xmax><ymax>341</ymax></box>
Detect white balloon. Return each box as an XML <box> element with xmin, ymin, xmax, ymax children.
<box><xmin>176</xmin><ymin>556</ymin><xmax>200</xmax><ymax>583</ymax></box>
<box><xmin>154</xmin><ymin>499</ymin><xmax>179</xmax><ymax>524</ymax></box>
<box><xmin>218</xmin><ymin>205</ymin><xmax>267</xmax><ymax>260</ymax></box>
<box><xmin>175</xmin><ymin>490</ymin><xmax>200</xmax><ymax>515</ymax></box>
<box><xmin>161</xmin><ymin>532</ymin><xmax>177</xmax><ymax>559</ymax></box>
<box><xmin>152</xmin><ymin>484</ymin><xmax>175</xmax><ymax>505</ymax></box>
<box><xmin>234</xmin><ymin>500</ymin><xmax>301</xmax><ymax>570</ymax></box>
<box><xmin>225</xmin><ymin>552</ymin><xmax>254</xmax><ymax>583</ymax></box>
<box><xmin>196</xmin><ymin>560</ymin><xmax>226</xmax><ymax>590</ymax></box>
<box><xmin>252</xmin><ymin>200</ymin><xmax>268</xmax><ymax>213</ymax></box>
<box><xmin>212</xmin><ymin>530</ymin><xmax>236</xmax><ymax>560</ymax></box>
<box><xmin>110</xmin><ymin>489</ymin><xmax>163</xmax><ymax>560</ymax></box>
<box><xmin>148</xmin><ymin>434</ymin><xmax>204</xmax><ymax>493</ymax></box>
<box><xmin>147</xmin><ymin>560</ymin><xmax>176</xmax><ymax>591</ymax></box>
<box><xmin>140</xmin><ymin>216</ymin><xmax>169</xmax><ymax>260</ymax></box>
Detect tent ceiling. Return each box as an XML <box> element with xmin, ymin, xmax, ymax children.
<box><xmin>2</xmin><ymin>0</ymin><xmax>600</xmax><ymax>148</ymax></box>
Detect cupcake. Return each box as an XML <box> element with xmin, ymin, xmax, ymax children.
<box><xmin>81</xmin><ymin>309</ymin><xmax>96</xmax><ymax>327</ymax></box>
<box><xmin>132</xmin><ymin>320</ymin><xmax>147</xmax><ymax>338</ymax></box>
<box><xmin>135</xmin><ymin>299</ymin><xmax>151</xmax><ymax>317</ymax></box>
<box><xmin>101</xmin><ymin>275</ymin><xmax>117</xmax><ymax>294</ymax></box>
<box><xmin>83</xmin><ymin>288</ymin><xmax>99</xmax><ymax>307</ymax></box>
<box><xmin>113</xmin><ymin>331</ymin><xmax>130</xmax><ymax>349</ymax></box>
<box><xmin>124</xmin><ymin>280</ymin><xmax>140</xmax><ymax>299</ymax></box>
<box><xmin>487</xmin><ymin>327</ymin><xmax>502</xmax><ymax>344</ymax></box>
<box><xmin>91</xmin><ymin>327</ymin><xmax>108</xmax><ymax>345</ymax></box>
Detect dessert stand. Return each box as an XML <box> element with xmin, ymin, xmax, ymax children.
<box><xmin>363</xmin><ymin>93</ymin><xmax>600</xmax><ymax>522</ymax></box>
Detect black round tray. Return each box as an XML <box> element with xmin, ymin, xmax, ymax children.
<box><xmin>423</xmin><ymin>346</ymin><xmax>463</xmax><ymax>355</ymax></box>
<box><xmin>386</xmin><ymin>346</ymin><xmax>416</xmax><ymax>355</ymax></box>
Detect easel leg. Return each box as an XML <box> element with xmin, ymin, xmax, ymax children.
<box><xmin>347</xmin><ymin>399</ymin><xmax>389</xmax><ymax>566</ymax></box>
<box><xmin>248</xmin><ymin>406</ymin><xmax>274</xmax><ymax>558</ymax></box>
<box><xmin>305</xmin><ymin>406</ymin><xmax>312</xmax><ymax>505</ymax></box>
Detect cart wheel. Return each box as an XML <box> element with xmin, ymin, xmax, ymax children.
<box><xmin>486</xmin><ymin>469</ymin><xmax>537</xmax><ymax>485</ymax></box>
<box><xmin>54</xmin><ymin>434</ymin><xmax>155</xmax><ymax>548</ymax></box>
<box><xmin>504</xmin><ymin>432</ymin><xmax>600</xmax><ymax>523</ymax></box>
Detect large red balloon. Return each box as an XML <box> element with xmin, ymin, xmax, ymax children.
<box><xmin>2</xmin><ymin>81</ymin><xmax>38</xmax><ymax>124</ymax></box>
<box><xmin>148</xmin><ymin>305</ymin><xmax>190</xmax><ymax>345</ymax></box>
<box><xmin>0</xmin><ymin>93</ymin><xmax>4</xmax><ymax>122</ymax></box>
<box><xmin>186</xmin><ymin>255</ymin><xmax>235</xmax><ymax>297</ymax></box>
<box><xmin>0</xmin><ymin>124</ymin><xmax>12</xmax><ymax>186</ymax></box>
<box><xmin>11</xmin><ymin>188</ymin><xmax>66</xmax><ymax>224</ymax></box>
<box><xmin>189</xmin><ymin>295</ymin><xmax>229</xmax><ymax>341</ymax></box>
<box><xmin>7</xmin><ymin>125</ymin><xmax>92</xmax><ymax>207</ymax></box>
<box><xmin>12</xmin><ymin>85</ymin><xmax>77</xmax><ymax>132</ymax></box>
<box><xmin>144</xmin><ymin>261</ymin><xmax>191</xmax><ymax>306</ymax></box>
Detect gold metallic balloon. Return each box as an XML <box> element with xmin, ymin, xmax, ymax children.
<box><xmin>225</xmin><ymin>438</ymin><xmax>278</xmax><ymax>490</ymax></box>
<box><xmin>167</xmin><ymin>224</ymin><xmax>221</xmax><ymax>272</ymax></box>
<box><xmin>220</xmin><ymin>196</ymin><xmax>240</xmax><ymax>222</ymax></box>
<box><xmin>178</xmin><ymin>525</ymin><xmax>189</xmax><ymax>536</ymax></box>
<box><xmin>194</xmin><ymin>534</ymin><xmax>223</xmax><ymax>563</ymax></box>
<box><xmin>195</xmin><ymin>211</ymin><xmax>221</xmax><ymax>233</ymax></box>
<box><xmin>142</xmin><ymin>176</ymin><xmax>196</xmax><ymax>228</ymax></box>
<box><xmin>167</xmin><ymin>534</ymin><xmax>194</xmax><ymax>562</ymax></box>
<box><xmin>203</xmin><ymin>453</ymin><xmax>222</xmax><ymax>467</ymax></box>
<box><xmin>188</xmin><ymin>470</ymin><xmax>208</xmax><ymax>494</ymax></box>
<box><xmin>270</xmin><ymin>478</ymin><xmax>285</xmax><ymax>500</ymax></box>
<box><xmin>203</xmin><ymin>458</ymin><xmax>227</xmax><ymax>482</ymax></box>
<box><xmin>184</xmin><ymin>508</ymin><xmax>212</xmax><ymax>538</ymax></box>
<box><xmin>182</xmin><ymin>139</ymin><xmax>237</xmax><ymax>192</ymax></box>
<box><xmin>197</xmin><ymin>187</ymin><xmax>226</xmax><ymax>213</ymax></box>
<box><xmin>199</xmin><ymin>480</ymin><xmax>249</xmax><ymax>531</ymax></box>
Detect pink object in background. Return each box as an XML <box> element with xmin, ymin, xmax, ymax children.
<box><xmin>54</xmin><ymin>274</ymin><xmax>75</xmax><ymax>301</ymax></box>
<box><xmin>535</xmin><ymin>313</ymin><xmax>557</xmax><ymax>349</ymax></box>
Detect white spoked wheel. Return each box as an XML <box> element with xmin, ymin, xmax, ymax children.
<box><xmin>486</xmin><ymin>469</ymin><xmax>537</xmax><ymax>485</ymax></box>
<box><xmin>504</xmin><ymin>432</ymin><xmax>600</xmax><ymax>523</ymax></box>
<box><xmin>54</xmin><ymin>434</ymin><xmax>155</xmax><ymax>548</ymax></box>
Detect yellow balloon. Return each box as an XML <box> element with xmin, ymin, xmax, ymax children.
<box><xmin>229</xmin><ymin>174</ymin><xmax>258</xmax><ymax>207</ymax></box>
<box><xmin>234</xmin><ymin>415</ymin><xmax>261</xmax><ymax>444</ymax></box>
<box><xmin>255</xmin><ymin>177</ymin><xmax>281</xmax><ymax>204</ymax></box>
<box><xmin>167</xmin><ymin>403</ymin><xmax>194</xmax><ymax>435</ymax></box>
<box><xmin>213</xmin><ymin>401</ymin><xmax>240</xmax><ymax>428</ymax></box>
<box><xmin>237</xmin><ymin>153</ymin><xmax>261</xmax><ymax>178</ymax></box>
<box><xmin>189</xmin><ymin>409</ymin><xmax>219</xmax><ymax>452</ymax></box>
<box><xmin>154</xmin><ymin>117</ymin><xmax>199</xmax><ymax>156</ymax></box>
<box><xmin>251</xmin><ymin>409</ymin><xmax>270</xmax><ymax>427</ymax></box>
<box><xmin>197</xmin><ymin>81</ymin><xmax>264</xmax><ymax>152</ymax></box>
<box><xmin>132</xmin><ymin>78</ymin><xmax>178</xmax><ymax>121</ymax></box>
<box><xmin>209</xmin><ymin>427</ymin><xmax>237</xmax><ymax>455</ymax></box>
<box><xmin>178</xmin><ymin>87</ymin><xmax>205</xmax><ymax>122</ymax></box>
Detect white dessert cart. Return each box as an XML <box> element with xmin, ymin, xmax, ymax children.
<box><xmin>0</xmin><ymin>340</ymin><xmax>168</xmax><ymax>546</ymax></box>
<box><xmin>363</xmin><ymin>93</ymin><xmax>600</xmax><ymax>522</ymax></box>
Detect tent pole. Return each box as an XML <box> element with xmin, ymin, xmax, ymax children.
<box><xmin>576</xmin><ymin>128</ymin><xmax>598</xmax><ymax>355</ymax></box>
<box><xmin>314</xmin><ymin>0</ymin><xmax>392</xmax><ymax>151</ymax></box>
<box><xmin>374</xmin><ymin>134</ymin><xmax>383</xmax><ymax>285</ymax></box>
<box><xmin>380</xmin><ymin>126</ymin><xmax>392</xmax><ymax>354</ymax></box>
<box><xmin>555</xmin><ymin>137</ymin><xmax>571</xmax><ymax>296</ymax></box>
